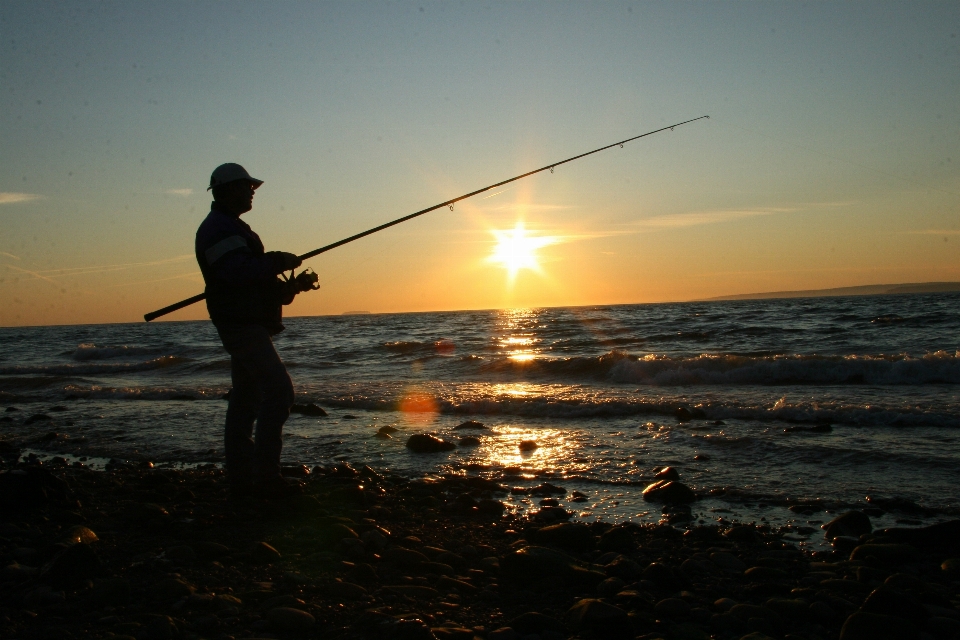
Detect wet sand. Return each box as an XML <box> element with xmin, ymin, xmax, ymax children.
<box><xmin>1</xmin><ymin>447</ymin><xmax>959</xmax><ymax>640</ymax></box>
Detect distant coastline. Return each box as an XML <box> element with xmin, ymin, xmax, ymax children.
<box><xmin>704</xmin><ymin>281</ymin><xmax>960</xmax><ymax>302</ymax></box>
<box><xmin>341</xmin><ymin>310</ymin><xmax>372</xmax><ymax>315</ymax></box>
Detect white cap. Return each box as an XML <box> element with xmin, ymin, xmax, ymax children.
<box><xmin>207</xmin><ymin>163</ymin><xmax>264</xmax><ymax>191</ymax></box>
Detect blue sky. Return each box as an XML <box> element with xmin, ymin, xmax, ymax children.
<box><xmin>1</xmin><ymin>1</ymin><xmax>958</xmax><ymax>325</ymax></box>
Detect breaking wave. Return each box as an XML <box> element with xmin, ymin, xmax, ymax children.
<box><xmin>477</xmin><ymin>350</ymin><xmax>960</xmax><ymax>385</ymax></box>
<box><xmin>68</xmin><ymin>343</ymin><xmax>161</xmax><ymax>361</ymax></box>
<box><xmin>0</xmin><ymin>356</ymin><xmax>189</xmax><ymax>376</ymax></box>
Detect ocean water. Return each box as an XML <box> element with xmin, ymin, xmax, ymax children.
<box><xmin>2</xmin><ymin>293</ymin><xmax>959</xmax><ymax>549</ymax></box>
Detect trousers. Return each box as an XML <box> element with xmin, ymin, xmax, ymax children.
<box><xmin>216</xmin><ymin>323</ymin><xmax>294</xmax><ymax>483</ymax></box>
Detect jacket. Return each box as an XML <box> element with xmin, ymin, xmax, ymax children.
<box><xmin>195</xmin><ymin>205</ymin><xmax>287</xmax><ymax>334</ymax></box>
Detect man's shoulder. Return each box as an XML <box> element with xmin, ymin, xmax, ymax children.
<box><xmin>197</xmin><ymin>209</ymin><xmax>241</xmax><ymax>241</ymax></box>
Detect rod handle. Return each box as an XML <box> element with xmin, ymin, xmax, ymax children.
<box><xmin>144</xmin><ymin>293</ymin><xmax>206</xmax><ymax>322</ymax></box>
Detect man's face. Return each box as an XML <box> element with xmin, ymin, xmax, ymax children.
<box><xmin>218</xmin><ymin>180</ymin><xmax>256</xmax><ymax>215</ymax></box>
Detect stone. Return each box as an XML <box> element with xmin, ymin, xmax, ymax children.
<box><xmin>192</xmin><ymin>541</ymin><xmax>230</xmax><ymax>560</ymax></box>
<box><xmin>744</xmin><ymin>566</ymin><xmax>789</xmax><ymax>581</ymax></box>
<box><xmin>839</xmin><ymin>611</ymin><xmax>920</xmax><ymax>639</ymax></box>
<box><xmin>605</xmin><ymin>556</ymin><xmax>644</xmax><ymax>581</ymax></box>
<box><xmin>518</xmin><ymin>440</ymin><xmax>538</xmax><ymax>451</ymax></box>
<box><xmin>725</xmin><ymin>525</ymin><xmax>759</xmax><ymax>542</ymax></box>
<box><xmin>670</xmin><ymin>622</ymin><xmax>711</xmax><ymax>640</ymax></box>
<box><xmin>710</xmin><ymin>551</ymin><xmax>746</xmax><ymax>574</ymax></box>
<box><xmin>927</xmin><ymin>617</ymin><xmax>960</xmax><ymax>637</ymax></box>
<box><xmin>385</xmin><ymin>585</ymin><xmax>440</xmax><ymax>599</ymax></box>
<box><xmin>290</xmin><ymin>402</ymin><xmax>327</xmax><ymax>416</ymax></box>
<box><xmin>714</xmin><ymin>597</ymin><xmax>737</xmax><ymax>612</ymax></box>
<box><xmin>533</xmin><ymin>522</ymin><xmax>595</xmax><ymax>551</ymax></box>
<box><xmin>850</xmin><ymin>543</ymin><xmax>921</xmax><ymax>566</ymax></box>
<box><xmin>436</xmin><ymin>576</ymin><xmax>477</xmax><ymax>594</ymax></box>
<box><xmin>823</xmin><ymin>511</ymin><xmax>872</xmax><ymax>540</ymax></box>
<box><xmin>942</xmin><ymin>558</ymin><xmax>960</xmax><ymax>576</ymax></box>
<box><xmin>41</xmin><ymin>541</ymin><xmax>100</xmax><ymax>589</ymax></box>
<box><xmin>487</xmin><ymin>628</ymin><xmax>522</xmax><ymax>640</ymax></box>
<box><xmin>643</xmin><ymin>562</ymin><xmax>682</xmax><ymax>591</ymax></box>
<box><xmin>406</xmin><ymin>434</ymin><xmax>456</xmax><ymax>452</ymax></box>
<box><xmin>92</xmin><ymin>578</ymin><xmax>131</xmax><ymax>606</ymax></box>
<box><xmin>249</xmin><ymin>541</ymin><xmax>282</xmax><ymax>563</ymax></box>
<box><xmin>0</xmin><ymin>467</ymin><xmax>70</xmax><ymax>510</ymax></box>
<box><xmin>877</xmin><ymin>520</ymin><xmax>960</xmax><ymax>549</ymax></box>
<box><xmin>860</xmin><ymin>585</ymin><xmax>928</xmax><ymax>623</ymax></box>
<box><xmin>500</xmin><ymin>546</ymin><xmax>605</xmax><ymax>588</ymax></box>
<box><xmin>598</xmin><ymin>524</ymin><xmax>637</xmax><ymax>552</ymax></box>
<box><xmin>151</xmin><ymin>578</ymin><xmax>195</xmax><ymax>601</ymax></box>
<box><xmin>642</xmin><ymin>480</ymin><xmax>696</xmax><ymax>504</ymax></box>
<box><xmin>63</xmin><ymin>525</ymin><xmax>98</xmax><ymax>545</ymax></box>
<box><xmin>383</xmin><ymin>546</ymin><xmax>430</xmax><ymax>565</ymax></box>
<box><xmin>763</xmin><ymin>598</ymin><xmax>807</xmax><ymax>619</ymax></box>
<box><xmin>597</xmin><ymin>577</ymin><xmax>626</xmax><ymax>597</ymax></box>
<box><xmin>655</xmin><ymin>466</ymin><xmax>680</xmax><ymax>481</ymax></box>
<box><xmin>458</xmin><ymin>436</ymin><xmax>481</xmax><ymax>446</ymax></box>
<box><xmin>165</xmin><ymin>545</ymin><xmax>196</xmax><ymax>563</ymax></box>
<box><xmin>739</xmin><ymin>634</ymin><xmax>775</xmax><ymax>640</ymax></box>
<box><xmin>454</xmin><ymin>420</ymin><xmax>486</xmax><ymax>430</ymax></box>
<box><xmin>509</xmin><ymin>611</ymin><xmax>564</xmax><ymax>635</ymax></box>
<box><xmin>268</xmin><ymin>607</ymin><xmax>316</xmax><ymax>632</ymax></box>
<box><xmin>567</xmin><ymin>598</ymin><xmax>631</xmax><ymax>636</ymax></box>
<box><xmin>528</xmin><ymin>482</ymin><xmax>567</xmax><ymax>496</ymax></box>
<box><xmin>137</xmin><ymin>615</ymin><xmax>178</xmax><ymax>640</ymax></box>
<box><xmin>655</xmin><ymin>597</ymin><xmax>692</xmax><ymax>618</ymax></box>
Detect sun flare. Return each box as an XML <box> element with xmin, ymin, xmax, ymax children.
<box><xmin>488</xmin><ymin>222</ymin><xmax>558</xmax><ymax>281</ymax></box>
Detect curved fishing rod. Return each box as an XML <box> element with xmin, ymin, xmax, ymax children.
<box><xmin>144</xmin><ymin>115</ymin><xmax>709</xmax><ymax>322</ymax></box>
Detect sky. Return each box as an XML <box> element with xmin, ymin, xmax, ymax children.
<box><xmin>1</xmin><ymin>1</ymin><xmax>958</xmax><ymax>326</ymax></box>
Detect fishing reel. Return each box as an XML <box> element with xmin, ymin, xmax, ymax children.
<box><xmin>280</xmin><ymin>268</ymin><xmax>319</xmax><ymax>305</ymax></box>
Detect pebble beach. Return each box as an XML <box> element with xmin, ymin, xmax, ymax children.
<box><xmin>1</xmin><ymin>443</ymin><xmax>959</xmax><ymax>640</ymax></box>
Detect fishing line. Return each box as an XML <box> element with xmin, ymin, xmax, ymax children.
<box><xmin>145</xmin><ymin>116</ymin><xmax>710</xmax><ymax>322</ymax></box>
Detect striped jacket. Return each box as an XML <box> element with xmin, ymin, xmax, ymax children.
<box><xmin>195</xmin><ymin>206</ymin><xmax>287</xmax><ymax>333</ymax></box>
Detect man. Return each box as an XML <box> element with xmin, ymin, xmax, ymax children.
<box><xmin>196</xmin><ymin>163</ymin><xmax>315</xmax><ymax>498</ymax></box>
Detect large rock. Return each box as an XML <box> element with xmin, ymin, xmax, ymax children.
<box><xmin>268</xmin><ymin>607</ymin><xmax>316</xmax><ymax>632</ymax></box>
<box><xmin>500</xmin><ymin>546</ymin><xmax>605</xmax><ymax>588</ymax></box>
<box><xmin>642</xmin><ymin>480</ymin><xmax>696</xmax><ymax>504</ymax></box>
<box><xmin>92</xmin><ymin>578</ymin><xmax>131</xmax><ymax>606</ymax></box>
<box><xmin>41</xmin><ymin>541</ymin><xmax>100</xmax><ymax>589</ymax></box>
<box><xmin>406</xmin><ymin>434</ymin><xmax>456</xmax><ymax>453</ymax></box>
<box><xmin>508</xmin><ymin>612</ymin><xmax>563</xmax><ymax>635</ymax></box>
<box><xmin>532</xmin><ymin>522</ymin><xmax>595</xmax><ymax>551</ymax></box>
<box><xmin>860</xmin><ymin>585</ymin><xmax>928</xmax><ymax>623</ymax></box>
<box><xmin>824</xmin><ymin>511</ymin><xmax>872</xmax><ymax>540</ymax></box>
<box><xmin>567</xmin><ymin>598</ymin><xmax>631</xmax><ymax>637</ymax></box>
<box><xmin>598</xmin><ymin>524</ymin><xmax>637</xmax><ymax>552</ymax></box>
<box><xmin>454</xmin><ymin>420</ymin><xmax>486</xmax><ymax>430</ymax></box>
<box><xmin>0</xmin><ymin>468</ymin><xmax>70</xmax><ymax>510</ymax></box>
<box><xmin>850</xmin><ymin>544</ymin><xmax>921</xmax><ymax>566</ymax></box>
<box><xmin>643</xmin><ymin>562</ymin><xmax>682</xmax><ymax>591</ymax></box>
<box><xmin>839</xmin><ymin>611</ymin><xmax>920</xmax><ymax>640</ymax></box>
<box><xmin>876</xmin><ymin>520</ymin><xmax>960</xmax><ymax>549</ymax></box>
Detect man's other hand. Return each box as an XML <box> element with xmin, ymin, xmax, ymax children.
<box><xmin>268</xmin><ymin>251</ymin><xmax>302</xmax><ymax>272</ymax></box>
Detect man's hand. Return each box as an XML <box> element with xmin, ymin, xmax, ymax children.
<box><xmin>267</xmin><ymin>251</ymin><xmax>302</xmax><ymax>272</ymax></box>
<box><xmin>280</xmin><ymin>269</ymin><xmax>319</xmax><ymax>305</ymax></box>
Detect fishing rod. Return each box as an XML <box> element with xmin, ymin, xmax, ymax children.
<box><xmin>144</xmin><ymin>115</ymin><xmax>709</xmax><ymax>322</ymax></box>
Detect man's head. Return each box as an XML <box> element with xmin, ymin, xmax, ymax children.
<box><xmin>208</xmin><ymin>163</ymin><xmax>263</xmax><ymax>216</ymax></box>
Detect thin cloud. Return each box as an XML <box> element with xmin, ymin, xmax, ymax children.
<box><xmin>904</xmin><ymin>229</ymin><xmax>960</xmax><ymax>235</ymax></box>
<box><xmin>0</xmin><ymin>192</ymin><xmax>43</xmax><ymax>205</ymax></box>
<box><xmin>165</xmin><ymin>188</ymin><xmax>194</xmax><ymax>196</ymax></box>
<box><xmin>481</xmin><ymin>203</ymin><xmax>574</xmax><ymax>213</ymax></box>
<box><xmin>633</xmin><ymin>206</ymin><xmax>797</xmax><ymax>231</ymax></box>
<box><xmin>3</xmin><ymin>255</ymin><xmax>194</xmax><ymax>280</ymax></box>
<box><xmin>0</xmin><ymin>251</ymin><xmax>20</xmax><ymax>260</ymax></box>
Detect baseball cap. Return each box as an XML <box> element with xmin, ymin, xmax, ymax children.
<box><xmin>207</xmin><ymin>163</ymin><xmax>264</xmax><ymax>191</ymax></box>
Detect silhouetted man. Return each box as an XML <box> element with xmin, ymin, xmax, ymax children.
<box><xmin>195</xmin><ymin>163</ymin><xmax>315</xmax><ymax>498</ymax></box>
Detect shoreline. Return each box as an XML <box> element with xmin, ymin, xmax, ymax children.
<box><xmin>2</xmin><ymin>450</ymin><xmax>959</xmax><ymax>640</ymax></box>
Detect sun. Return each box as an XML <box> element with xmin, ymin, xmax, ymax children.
<box><xmin>488</xmin><ymin>222</ymin><xmax>557</xmax><ymax>281</ymax></box>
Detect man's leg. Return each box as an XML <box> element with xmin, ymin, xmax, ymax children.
<box><xmin>223</xmin><ymin>353</ymin><xmax>260</xmax><ymax>489</ymax></box>
<box><xmin>250</xmin><ymin>333</ymin><xmax>294</xmax><ymax>482</ymax></box>
<box><xmin>219</xmin><ymin>324</ymin><xmax>294</xmax><ymax>485</ymax></box>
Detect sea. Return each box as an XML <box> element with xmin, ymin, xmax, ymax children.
<box><xmin>2</xmin><ymin>293</ymin><xmax>959</xmax><ymax>550</ymax></box>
